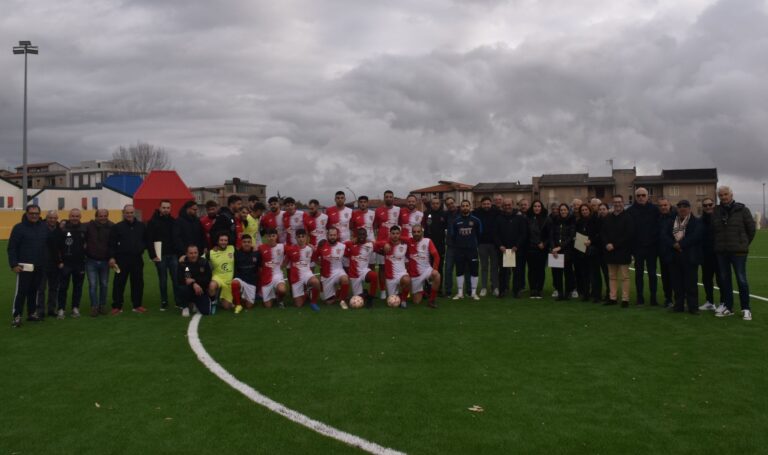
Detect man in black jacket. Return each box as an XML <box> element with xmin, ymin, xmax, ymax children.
<box><xmin>174</xmin><ymin>200</ymin><xmax>207</xmax><ymax>257</ymax></box>
<box><xmin>698</xmin><ymin>198</ymin><xmax>722</xmax><ymax>311</ymax></box>
<box><xmin>601</xmin><ymin>195</ymin><xmax>635</xmax><ymax>307</ymax></box>
<box><xmin>626</xmin><ymin>187</ymin><xmax>660</xmax><ymax>305</ymax></box>
<box><xmin>85</xmin><ymin>209</ymin><xmax>114</xmax><ymax>316</ymax></box>
<box><xmin>109</xmin><ymin>205</ymin><xmax>148</xmax><ymax>315</ymax></box>
<box><xmin>55</xmin><ymin>209</ymin><xmax>87</xmax><ymax>319</ymax></box>
<box><xmin>37</xmin><ymin>210</ymin><xmax>61</xmax><ymax>318</ymax></box>
<box><xmin>8</xmin><ymin>205</ymin><xmax>47</xmax><ymax>327</ymax></box>
<box><xmin>495</xmin><ymin>199</ymin><xmax>528</xmax><ymax>298</ymax></box>
<box><xmin>146</xmin><ymin>200</ymin><xmax>177</xmax><ymax>310</ymax></box>
<box><xmin>177</xmin><ymin>244</ymin><xmax>213</xmax><ymax>317</ymax></box>
<box><xmin>472</xmin><ymin>197</ymin><xmax>499</xmax><ymax>297</ymax></box>
<box><xmin>211</xmin><ymin>195</ymin><xmax>242</xmax><ymax>245</ymax></box>
<box><xmin>423</xmin><ymin>197</ymin><xmax>447</xmax><ymax>295</ymax></box>
<box><xmin>657</xmin><ymin>198</ymin><xmax>676</xmax><ymax>307</ymax></box>
<box><xmin>660</xmin><ymin>200</ymin><xmax>702</xmax><ymax>314</ymax></box>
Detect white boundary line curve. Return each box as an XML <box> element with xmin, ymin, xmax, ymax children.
<box><xmin>187</xmin><ymin>313</ymin><xmax>406</xmax><ymax>455</ymax></box>
<box><xmin>629</xmin><ymin>267</ymin><xmax>768</xmax><ymax>302</ymax></box>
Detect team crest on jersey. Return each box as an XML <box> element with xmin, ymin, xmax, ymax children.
<box><xmin>469</xmin><ymin>221</ymin><xmax>474</xmax><ymax>226</ymax></box>
<box><xmin>221</xmin><ymin>263</ymin><xmax>231</xmax><ymax>272</ymax></box>
<box><xmin>199</xmin><ymin>267</ymin><xmax>205</xmax><ymax>273</ymax></box>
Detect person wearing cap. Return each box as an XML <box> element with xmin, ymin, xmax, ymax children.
<box><xmin>711</xmin><ymin>186</ymin><xmax>756</xmax><ymax>320</ymax></box>
<box><xmin>660</xmin><ymin>200</ymin><xmax>702</xmax><ymax>314</ymax></box>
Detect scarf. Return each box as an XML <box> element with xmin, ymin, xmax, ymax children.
<box><xmin>673</xmin><ymin>214</ymin><xmax>690</xmax><ymax>242</ymax></box>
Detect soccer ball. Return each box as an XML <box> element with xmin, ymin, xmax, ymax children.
<box><xmin>386</xmin><ymin>295</ymin><xmax>401</xmax><ymax>308</ymax></box>
<box><xmin>349</xmin><ymin>295</ymin><xmax>365</xmax><ymax>309</ymax></box>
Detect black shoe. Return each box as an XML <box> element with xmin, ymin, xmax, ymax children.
<box><xmin>603</xmin><ymin>300</ymin><xmax>618</xmax><ymax>306</ymax></box>
<box><xmin>621</xmin><ymin>301</ymin><xmax>629</xmax><ymax>308</ymax></box>
<box><xmin>592</xmin><ymin>297</ymin><xmax>601</xmax><ymax>303</ymax></box>
<box><xmin>636</xmin><ymin>300</ymin><xmax>645</xmax><ymax>306</ymax></box>
<box><xmin>160</xmin><ymin>302</ymin><xmax>168</xmax><ymax>312</ymax></box>
<box><xmin>26</xmin><ymin>314</ymin><xmax>43</xmax><ymax>322</ymax></box>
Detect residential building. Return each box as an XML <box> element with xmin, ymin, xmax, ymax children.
<box><xmin>0</xmin><ymin>177</ymin><xmax>22</xmax><ymax>210</ymax></box>
<box><xmin>5</xmin><ymin>162</ymin><xmax>69</xmax><ymax>189</ymax></box>
<box><xmin>68</xmin><ymin>160</ymin><xmax>123</xmax><ymax>188</ymax></box>
<box><xmin>472</xmin><ymin>182</ymin><xmax>533</xmax><ymax>207</ymax></box>
<box><xmin>410</xmin><ymin>181</ymin><xmax>474</xmax><ymax>207</ymax></box>
<box><xmin>189</xmin><ymin>177</ymin><xmax>267</xmax><ymax>207</ymax></box>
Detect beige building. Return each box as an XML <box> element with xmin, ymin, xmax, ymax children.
<box><xmin>5</xmin><ymin>162</ymin><xmax>69</xmax><ymax>189</ymax></box>
<box><xmin>472</xmin><ymin>182</ymin><xmax>534</xmax><ymax>207</ymax></box>
<box><xmin>411</xmin><ymin>181</ymin><xmax>474</xmax><ymax>207</ymax></box>
<box><xmin>633</xmin><ymin>169</ymin><xmax>718</xmax><ymax>213</ymax></box>
<box><xmin>190</xmin><ymin>177</ymin><xmax>267</xmax><ymax>207</ymax></box>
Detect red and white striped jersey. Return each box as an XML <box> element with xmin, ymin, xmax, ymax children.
<box><xmin>285</xmin><ymin>244</ymin><xmax>314</xmax><ymax>283</ymax></box>
<box><xmin>400</xmin><ymin>209</ymin><xmax>423</xmax><ymax>240</ymax></box>
<box><xmin>282</xmin><ymin>210</ymin><xmax>308</xmax><ymax>245</ymax></box>
<box><xmin>260</xmin><ymin>210</ymin><xmax>286</xmax><ymax>243</ymax></box>
<box><xmin>375</xmin><ymin>240</ymin><xmax>411</xmax><ymax>279</ymax></box>
<box><xmin>351</xmin><ymin>209</ymin><xmax>375</xmax><ymax>240</ymax></box>
<box><xmin>304</xmin><ymin>212</ymin><xmax>328</xmax><ymax>246</ymax></box>
<box><xmin>374</xmin><ymin>205</ymin><xmax>401</xmax><ymax>242</ymax></box>
<box><xmin>344</xmin><ymin>240</ymin><xmax>374</xmax><ymax>279</ymax></box>
<box><xmin>407</xmin><ymin>238</ymin><xmax>440</xmax><ymax>277</ymax></box>
<box><xmin>257</xmin><ymin>243</ymin><xmax>285</xmax><ymax>285</ymax></box>
<box><xmin>315</xmin><ymin>241</ymin><xmax>347</xmax><ymax>278</ymax></box>
<box><xmin>326</xmin><ymin>206</ymin><xmax>354</xmax><ymax>242</ymax></box>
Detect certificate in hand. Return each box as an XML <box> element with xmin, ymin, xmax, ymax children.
<box><xmin>574</xmin><ymin>233</ymin><xmax>588</xmax><ymax>253</ymax></box>
<box><xmin>548</xmin><ymin>253</ymin><xmax>564</xmax><ymax>268</ymax></box>
<box><xmin>503</xmin><ymin>250</ymin><xmax>516</xmax><ymax>268</ymax></box>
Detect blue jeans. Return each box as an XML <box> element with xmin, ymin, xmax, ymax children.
<box><xmin>716</xmin><ymin>254</ymin><xmax>750</xmax><ymax>311</ymax></box>
<box><xmin>155</xmin><ymin>255</ymin><xmax>178</xmax><ymax>306</ymax></box>
<box><xmin>86</xmin><ymin>259</ymin><xmax>110</xmax><ymax>308</ymax></box>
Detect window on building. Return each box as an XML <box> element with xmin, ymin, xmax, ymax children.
<box><xmin>8</xmin><ymin>197</ymin><xmax>14</xmax><ymax>208</ymax></box>
<box><xmin>668</xmin><ymin>186</ymin><xmax>680</xmax><ymax>196</ymax></box>
<box><xmin>595</xmin><ymin>187</ymin><xmax>605</xmax><ymax>198</ymax></box>
<box><xmin>58</xmin><ymin>197</ymin><xmax>65</xmax><ymax>210</ymax></box>
<box><xmin>696</xmin><ymin>185</ymin><xmax>706</xmax><ymax>196</ymax></box>
<box><xmin>92</xmin><ymin>197</ymin><xmax>99</xmax><ymax>209</ymax></box>
<box><xmin>0</xmin><ymin>197</ymin><xmax>4</xmax><ymax>208</ymax></box>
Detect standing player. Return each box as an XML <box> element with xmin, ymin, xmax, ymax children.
<box><xmin>261</xmin><ymin>197</ymin><xmax>286</xmax><ymax>244</ymax></box>
<box><xmin>244</xmin><ymin>200</ymin><xmax>265</xmax><ymax>247</ymax></box>
<box><xmin>373</xmin><ymin>190</ymin><xmax>401</xmax><ymax>299</ymax></box>
<box><xmin>408</xmin><ymin>224</ymin><xmax>441</xmax><ymax>308</ymax></box>
<box><xmin>207</xmin><ymin>232</ymin><xmax>236</xmax><ymax>311</ymax></box>
<box><xmin>451</xmin><ymin>200</ymin><xmax>482</xmax><ymax>300</ymax></box>
<box><xmin>375</xmin><ymin>225</ymin><xmax>411</xmax><ymax>308</ymax></box>
<box><xmin>400</xmin><ymin>194</ymin><xmax>423</xmax><ymax>241</ymax></box>
<box><xmin>282</xmin><ymin>197</ymin><xmax>309</xmax><ymax>245</ymax></box>
<box><xmin>326</xmin><ymin>191</ymin><xmax>354</xmax><ymax>242</ymax></box>
<box><xmin>201</xmin><ymin>200</ymin><xmax>219</xmax><ymax>248</ymax></box>
<box><xmin>351</xmin><ymin>195</ymin><xmax>376</xmax><ymax>240</ymax></box>
<box><xmin>345</xmin><ymin>227</ymin><xmax>378</xmax><ymax>308</ymax></box>
<box><xmin>305</xmin><ymin>199</ymin><xmax>328</xmax><ymax>246</ymax></box>
<box><xmin>258</xmin><ymin>228</ymin><xmax>288</xmax><ymax>308</ymax></box>
<box><xmin>315</xmin><ymin>227</ymin><xmax>350</xmax><ymax>308</ymax></box>
<box><xmin>231</xmin><ymin>234</ymin><xmax>261</xmax><ymax>313</ymax></box>
<box><xmin>285</xmin><ymin>229</ymin><xmax>321</xmax><ymax>311</ymax></box>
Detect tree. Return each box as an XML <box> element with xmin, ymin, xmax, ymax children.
<box><xmin>112</xmin><ymin>141</ymin><xmax>171</xmax><ymax>176</ymax></box>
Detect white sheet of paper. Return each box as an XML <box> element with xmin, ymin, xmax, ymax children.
<box><xmin>19</xmin><ymin>263</ymin><xmax>35</xmax><ymax>272</ymax></box>
<box><xmin>503</xmin><ymin>250</ymin><xmax>516</xmax><ymax>268</ymax></box>
<box><xmin>574</xmin><ymin>233</ymin><xmax>588</xmax><ymax>253</ymax></box>
<box><xmin>548</xmin><ymin>253</ymin><xmax>564</xmax><ymax>268</ymax></box>
<box><xmin>154</xmin><ymin>241</ymin><xmax>162</xmax><ymax>258</ymax></box>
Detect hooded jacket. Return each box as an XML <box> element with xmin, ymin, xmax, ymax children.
<box><xmin>7</xmin><ymin>214</ymin><xmax>49</xmax><ymax>269</ymax></box>
<box><xmin>712</xmin><ymin>201</ymin><xmax>755</xmax><ymax>255</ymax></box>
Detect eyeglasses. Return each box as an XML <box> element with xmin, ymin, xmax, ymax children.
<box><xmin>702</xmin><ymin>203</ymin><xmax>714</xmax><ymax>208</ymax></box>
<box><xmin>636</xmin><ymin>194</ymin><xmax>648</xmax><ymax>198</ymax></box>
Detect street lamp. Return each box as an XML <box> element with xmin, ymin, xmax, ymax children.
<box><xmin>12</xmin><ymin>40</ymin><xmax>39</xmax><ymax>206</ymax></box>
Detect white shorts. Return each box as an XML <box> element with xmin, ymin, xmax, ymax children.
<box><xmin>261</xmin><ymin>272</ymin><xmax>286</xmax><ymax>302</ymax></box>
<box><xmin>350</xmin><ymin>274</ymin><xmax>372</xmax><ymax>296</ymax></box>
<box><xmin>386</xmin><ymin>273</ymin><xmax>408</xmax><ymax>296</ymax></box>
<box><xmin>321</xmin><ymin>270</ymin><xmax>348</xmax><ymax>301</ymax></box>
<box><xmin>233</xmin><ymin>278</ymin><xmax>258</xmax><ymax>303</ymax></box>
<box><xmin>410</xmin><ymin>267</ymin><xmax>434</xmax><ymax>294</ymax></box>
<box><xmin>291</xmin><ymin>270</ymin><xmax>316</xmax><ymax>298</ymax></box>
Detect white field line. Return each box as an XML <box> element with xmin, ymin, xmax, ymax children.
<box><xmin>187</xmin><ymin>314</ymin><xmax>406</xmax><ymax>455</ymax></box>
<box><xmin>628</xmin><ymin>268</ymin><xmax>768</xmax><ymax>303</ymax></box>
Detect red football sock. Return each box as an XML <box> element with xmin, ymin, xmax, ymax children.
<box><xmin>399</xmin><ymin>291</ymin><xmax>408</xmax><ymax>302</ymax></box>
<box><xmin>366</xmin><ymin>271</ymin><xmax>378</xmax><ymax>297</ymax></box>
<box><xmin>231</xmin><ymin>281</ymin><xmax>241</xmax><ymax>306</ymax></box>
<box><xmin>338</xmin><ymin>282</ymin><xmax>350</xmax><ymax>301</ymax></box>
<box><xmin>430</xmin><ymin>288</ymin><xmax>437</xmax><ymax>302</ymax></box>
<box><xmin>310</xmin><ymin>287</ymin><xmax>319</xmax><ymax>304</ymax></box>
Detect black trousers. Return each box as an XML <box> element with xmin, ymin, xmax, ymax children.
<box><xmin>633</xmin><ymin>249</ymin><xmax>658</xmax><ymax>303</ymax></box>
<box><xmin>701</xmin><ymin>253</ymin><xmax>721</xmax><ymax>303</ymax></box>
<box><xmin>600</xmin><ymin>258</ymin><xmax>609</xmax><ymax>298</ymax></box>
<box><xmin>574</xmin><ymin>253</ymin><xmax>602</xmax><ymax>299</ymax></box>
<box><xmin>112</xmin><ymin>259</ymin><xmax>144</xmax><ymax>309</ymax></box>
<box><xmin>551</xmin><ymin>256</ymin><xmax>575</xmax><ymax>297</ymax></box>
<box><xmin>454</xmin><ymin>248</ymin><xmax>479</xmax><ymax>277</ymax></box>
<box><xmin>499</xmin><ymin>250</ymin><xmax>526</xmax><ymax>295</ymax></box>
<box><xmin>13</xmin><ymin>270</ymin><xmax>42</xmax><ymax>318</ymax></box>
<box><xmin>177</xmin><ymin>285</ymin><xmax>213</xmax><ymax>315</ymax></box>
<box><xmin>58</xmin><ymin>264</ymin><xmax>85</xmax><ymax>310</ymax></box>
<box><xmin>659</xmin><ymin>260</ymin><xmax>673</xmax><ymax>303</ymax></box>
<box><xmin>670</xmin><ymin>255</ymin><xmax>698</xmax><ymax>311</ymax></box>
<box><xmin>526</xmin><ymin>249</ymin><xmax>547</xmax><ymax>292</ymax></box>
<box><xmin>37</xmin><ymin>267</ymin><xmax>60</xmax><ymax>316</ymax></box>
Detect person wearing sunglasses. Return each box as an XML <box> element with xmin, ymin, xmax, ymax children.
<box><xmin>698</xmin><ymin>198</ymin><xmax>723</xmax><ymax>312</ymax></box>
<box><xmin>712</xmin><ymin>186</ymin><xmax>756</xmax><ymax>320</ymax></box>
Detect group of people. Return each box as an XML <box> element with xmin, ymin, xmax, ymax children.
<box><xmin>7</xmin><ymin>184</ymin><xmax>756</xmax><ymax>327</ymax></box>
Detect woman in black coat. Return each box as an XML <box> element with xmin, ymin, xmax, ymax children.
<box><xmin>573</xmin><ymin>204</ymin><xmax>603</xmax><ymax>302</ymax></box>
<box><xmin>526</xmin><ymin>200</ymin><xmax>550</xmax><ymax>299</ymax></box>
<box><xmin>549</xmin><ymin>203</ymin><xmax>576</xmax><ymax>301</ymax></box>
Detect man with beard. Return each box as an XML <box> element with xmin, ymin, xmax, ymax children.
<box><xmin>315</xmin><ymin>227</ymin><xmax>350</xmax><ymax>308</ymax></box>
<box><xmin>146</xmin><ymin>200</ymin><xmax>177</xmax><ymax>311</ymax></box>
<box><xmin>260</xmin><ymin>196</ymin><xmax>285</xmax><ymax>244</ymax></box>
<box><xmin>37</xmin><ymin>210</ymin><xmax>61</xmax><ymax>318</ymax></box>
<box><xmin>305</xmin><ymin>199</ymin><xmax>328</xmax><ymax>246</ymax></box>
<box><xmin>374</xmin><ymin>225</ymin><xmax>411</xmax><ymax>308</ymax></box>
<box><xmin>211</xmin><ymin>195</ymin><xmax>242</xmax><ymax>246</ymax></box>
<box><xmin>109</xmin><ymin>205</ymin><xmax>148</xmax><ymax>315</ymax></box>
<box><xmin>495</xmin><ymin>199</ymin><xmax>528</xmax><ymax>298</ymax></box>
<box><xmin>201</xmin><ymin>200</ymin><xmax>218</xmax><ymax>249</ymax></box>
<box><xmin>54</xmin><ymin>208</ymin><xmax>87</xmax><ymax>319</ymax></box>
<box><xmin>326</xmin><ymin>191</ymin><xmax>354</xmax><ymax>242</ymax></box>
<box><xmin>373</xmin><ymin>190</ymin><xmax>401</xmax><ymax>299</ymax></box>
<box><xmin>408</xmin><ymin>225</ymin><xmax>440</xmax><ymax>308</ymax></box>
<box><xmin>345</xmin><ymin>227</ymin><xmax>378</xmax><ymax>308</ymax></box>
<box><xmin>452</xmin><ymin>200</ymin><xmax>482</xmax><ymax>300</ymax></box>
<box><xmin>177</xmin><ymin>244</ymin><xmax>214</xmax><ymax>317</ymax></box>
<box><xmin>423</xmin><ymin>197</ymin><xmax>447</xmax><ymax>296</ymax></box>
<box><xmin>657</xmin><ymin>198</ymin><xmax>677</xmax><ymax>307</ymax></box>
<box><xmin>281</xmin><ymin>197</ymin><xmax>308</xmax><ymax>246</ymax></box>
<box><xmin>400</xmin><ymin>194</ymin><xmax>423</xmax><ymax>241</ymax></box>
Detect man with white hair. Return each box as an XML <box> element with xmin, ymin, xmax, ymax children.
<box><xmin>712</xmin><ymin>186</ymin><xmax>756</xmax><ymax>320</ymax></box>
<box><xmin>626</xmin><ymin>187</ymin><xmax>660</xmax><ymax>306</ymax></box>
<box><xmin>54</xmin><ymin>208</ymin><xmax>87</xmax><ymax>319</ymax></box>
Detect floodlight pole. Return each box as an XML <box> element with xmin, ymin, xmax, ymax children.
<box><xmin>762</xmin><ymin>182</ymin><xmax>766</xmax><ymax>229</ymax></box>
<box><xmin>13</xmin><ymin>40</ymin><xmax>38</xmax><ymax>205</ymax></box>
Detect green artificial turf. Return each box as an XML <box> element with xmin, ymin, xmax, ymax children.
<box><xmin>2</xmin><ymin>232</ymin><xmax>767</xmax><ymax>454</ymax></box>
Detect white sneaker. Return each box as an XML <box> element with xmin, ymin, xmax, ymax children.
<box><xmin>340</xmin><ymin>300</ymin><xmax>349</xmax><ymax>310</ymax></box>
<box><xmin>715</xmin><ymin>309</ymin><xmax>733</xmax><ymax>318</ymax></box>
<box><xmin>492</xmin><ymin>288</ymin><xmax>499</xmax><ymax>297</ymax></box>
<box><xmin>471</xmin><ymin>293</ymin><xmax>480</xmax><ymax>301</ymax></box>
<box><xmin>552</xmin><ymin>290</ymin><xmax>559</xmax><ymax>298</ymax></box>
<box><xmin>699</xmin><ymin>302</ymin><xmax>716</xmax><ymax>311</ymax></box>
<box><xmin>181</xmin><ymin>308</ymin><xmax>190</xmax><ymax>318</ymax></box>
<box><xmin>743</xmin><ymin>310</ymin><xmax>752</xmax><ymax>321</ymax></box>
<box><xmin>72</xmin><ymin>308</ymin><xmax>80</xmax><ymax>318</ymax></box>
<box><xmin>479</xmin><ymin>289</ymin><xmax>487</xmax><ymax>297</ymax></box>
<box><xmin>714</xmin><ymin>304</ymin><xmax>726</xmax><ymax>315</ymax></box>
<box><xmin>379</xmin><ymin>291</ymin><xmax>387</xmax><ymax>300</ymax></box>
<box><xmin>452</xmin><ymin>292</ymin><xmax>464</xmax><ymax>300</ymax></box>
<box><xmin>571</xmin><ymin>290</ymin><xmax>579</xmax><ymax>299</ymax></box>
<box><xmin>400</xmin><ymin>301</ymin><xmax>407</xmax><ymax>309</ymax></box>
<box><xmin>57</xmin><ymin>309</ymin><xmax>65</xmax><ymax>320</ymax></box>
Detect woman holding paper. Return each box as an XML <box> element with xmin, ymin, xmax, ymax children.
<box><xmin>549</xmin><ymin>204</ymin><xmax>576</xmax><ymax>301</ymax></box>
<box><xmin>526</xmin><ymin>201</ymin><xmax>550</xmax><ymax>299</ymax></box>
<box><xmin>573</xmin><ymin>204</ymin><xmax>602</xmax><ymax>302</ymax></box>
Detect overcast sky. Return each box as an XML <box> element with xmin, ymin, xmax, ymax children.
<box><xmin>1</xmin><ymin>0</ymin><xmax>767</xmax><ymax>208</ymax></box>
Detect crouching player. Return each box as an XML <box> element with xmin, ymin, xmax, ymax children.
<box><xmin>258</xmin><ymin>228</ymin><xmax>287</xmax><ymax>308</ymax></box>
<box><xmin>316</xmin><ymin>227</ymin><xmax>350</xmax><ymax>309</ymax></box>
<box><xmin>285</xmin><ymin>229</ymin><xmax>321</xmax><ymax>311</ymax></box>
<box><xmin>208</xmin><ymin>232</ymin><xmax>236</xmax><ymax>310</ymax></box>
<box><xmin>177</xmin><ymin>244</ymin><xmax>214</xmax><ymax>316</ymax></box>
<box><xmin>375</xmin><ymin>225</ymin><xmax>411</xmax><ymax>308</ymax></box>
<box><xmin>408</xmin><ymin>225</ymin><xmax>441</xmax><ymax>308</ymax></box>
<box><xmin>231</xmin><ymin>234</ymin><xmax>261</xmax><ymax>314</ymax></box>
<box><xmin>345</xmin><ymin>227</ymin><xmax>378</xmax><ymax>308</ymax></box>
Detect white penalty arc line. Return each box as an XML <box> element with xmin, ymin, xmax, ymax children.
<box><xmin>187</xmin><ymin>314</ymin><xmax>406</xmax><ymax>455</ymax></box>
<box><xmin>628</xmin><ymin>268</ymin><xmax>768</xmax><ymax>303</ymax></box>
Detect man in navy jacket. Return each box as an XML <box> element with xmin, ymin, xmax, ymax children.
<box><xmin>660</xmin><ymin>200</ymin><xmax>702</xmax><ymax>314</ymax></box>
<box><xmin>8</xmin><ymin>205</ymin><xmax>48</xmax><ymax>327</ymax></box>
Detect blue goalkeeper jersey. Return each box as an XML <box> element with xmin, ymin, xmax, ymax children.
<box><xmin>450</xmin><ymin>214</ymin><xmax>482</xmax><ymax>250</ymax></box>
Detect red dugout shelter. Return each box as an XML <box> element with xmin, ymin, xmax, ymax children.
<box><xmin>132</xmin><ymin>170</ymin><xmax>194</xmax><ymax>221</ymax></box>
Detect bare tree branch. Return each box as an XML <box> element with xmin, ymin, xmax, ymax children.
<box><xmin>112</xmin><ymin>141</ymin><xmax>171</xmax><ymax>176</ymax></box>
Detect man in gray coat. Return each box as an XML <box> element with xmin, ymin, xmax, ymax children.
<box><xmin>712</xmin><ymin>186</ymin><xmax>756</xmax><ymax>320</ymax></box>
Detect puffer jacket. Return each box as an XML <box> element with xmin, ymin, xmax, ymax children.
<box><xmin>712</xmin><ymin>201</ymin><xmax>756</xmax><ymax>255</ymax></box>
